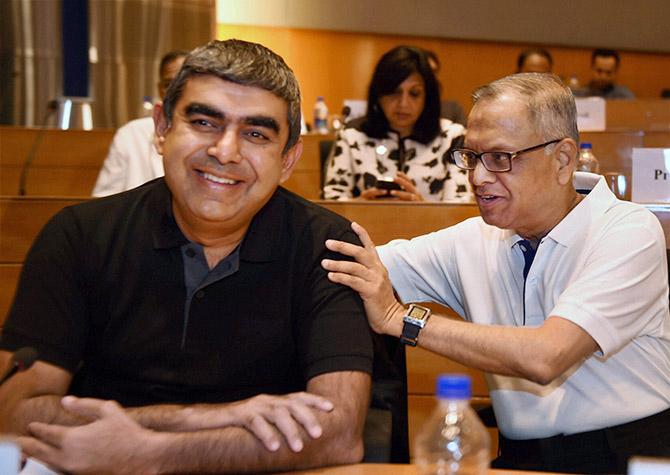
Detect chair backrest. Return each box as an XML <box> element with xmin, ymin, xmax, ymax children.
<box><xmin>318</xmin><ymin>140</ymin><xmax>334</xmax><ymax>193</ymax></box>
<box><xmin>363</xmin><ymin>333</ymin><xmax>409</xmax><ymax>463</ymax></box>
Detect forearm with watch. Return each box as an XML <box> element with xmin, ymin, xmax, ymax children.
<box><xmin>399</xmin><ymin>304</ymin><xmax>432</xmax><ymax>346</ymax></box>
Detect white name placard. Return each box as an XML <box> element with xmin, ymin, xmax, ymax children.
<box><xmin>628</xmin><ymin>456</ymin><xmax>670</xmax><ymax>475</ymax></box>
<box><xmin>631</xmin><ymin>148</ymin><xmax>670</xmax><ymax>203</ymax></box>
<box><xmin>575</xmin><ymin>97</ymin><xmax>606</xmax><ymax>132</ymax></box>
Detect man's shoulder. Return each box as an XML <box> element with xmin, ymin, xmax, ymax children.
<box><xmin>275</xmin><ymin>187</ymin><xmax>353</xmax><ymax>233</ymax></box>
<box><xmin>114</xmin><ymin>116</ymin><xmax>155</xmax><ymax>139</ymax></box>
<box><xmin>58</xmin><ymin>179</ymin><xmax>167</xmax><ymax>226</ymax></box>
<box><xmin>608</xmin><ymin>84</ymin><xmax>635</xmax><ymax>99</ymax></box>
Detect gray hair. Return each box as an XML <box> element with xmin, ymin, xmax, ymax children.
<box><xmin>472</xmin><ymin>73</ymin><xmax>579</xmax><ymax>143</ymax></box>
<box><xmin>162</xmin><ymin>39</ymin><xmax>302</xmax><ymax>154</ymax></box>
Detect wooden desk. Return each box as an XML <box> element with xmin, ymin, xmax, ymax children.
<box><xmin>605</xmin><ymin>99</ymin><xmax>670</xmax><ymax>132</ymax></box>
<box><xmin>282</xmin><ymin>464</ymin><xmax>561</xmax><ymax>475</ymax></box>
<box><xmin>0</xmin><ymin>127</ymin><xmax>114</xmax><ymax>196</ymax></box>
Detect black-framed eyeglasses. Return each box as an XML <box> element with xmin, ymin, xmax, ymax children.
<box><xmin>450</xmin><ymin>138</ymin><xmax>564</xmax><ymax>173</ymax></box>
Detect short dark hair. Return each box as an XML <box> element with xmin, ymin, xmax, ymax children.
<box><xmin>162</xmin><ymin>39</ymin><xmax>301</xmax><ymax>154</ymax></box>
<box><xmin>159</xmin><ymin>50</ymin><xmax>189</xmax><ymax>76</ymax></box>
<box><xmin>516</xmin><ymin>48</ymin><xmax>553</xmax><ymax>73</ymax></box>
<box><xmin>591</xmin><ymin>49</ymin><xmax>620</xmax><ymax>68</ymax></box>
<box><xmin>361</xmin><ymin>45</ymin><xmax>441</xmax><ymax>144</ymax></box>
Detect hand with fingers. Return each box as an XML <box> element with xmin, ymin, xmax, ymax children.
<box><xmin>322</xmin><ymin>221</ymin><xmax>405</xmax><ymax>336</ymax></box>
<box><xmin>358</xmin><ymin>187</ymin><xmax>392</xmax><ymax>200</ymax></box>
<box><xmin>19</xmin><ymin>396</ymin><xmax>158</xmax><ymax>475</ymax></box>
<box><xmin>389</xmin><ymin>172</ymin><xmax>424</xmax><ymax>201</ymax></box>
<box><xmin>194</xmin><ymin>392</ymin><xmax>334</xmax><ymax>453</ymax></box>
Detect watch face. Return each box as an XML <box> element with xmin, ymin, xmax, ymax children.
<box><xmin>408</xmin><ymin>305</ymin><xmax>429</xmax><ymax>321</ymax></box>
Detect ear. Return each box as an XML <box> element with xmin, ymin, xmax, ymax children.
<box><xmin>554</xmin><ymin>138</ymin><xmax>578</xmax><ymax>186</ymax></box>
<box><xmin>279</xmin><ymin>139</ymin><xmax>303</xmax><ymax>184</ymax></box>
<box><xmin>153</xmin><ymin>103</ymin><xmax>170</xmax><ymax>155</ymax></box>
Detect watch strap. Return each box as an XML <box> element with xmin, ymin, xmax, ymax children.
<box><xmin>400</xmin><ymin>320</ymin><xmax>421</xmax><ymax>346</ymax></box>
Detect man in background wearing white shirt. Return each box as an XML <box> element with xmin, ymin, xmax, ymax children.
<box><xmin>92</xmin><ymin>50</ymin><xmax>188</xmax><ymax>197</ymax></box>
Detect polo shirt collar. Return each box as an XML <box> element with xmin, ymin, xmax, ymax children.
<box><xmin>151</xmin><ymin>179</ymin><xmax>189</xmax><ymax>250</ymax></box>
<box><xmin>506</xmin><ymin>172</ymin><xmax>614</xmax><ymax>249</ymax></box>
<box><xmin>547</xmin><ymin>172</ymin><xmax>615</xmax><ymax>247</ymax></box>
<box><xmin>149</xmin><ymin>180</ymin><xmax>284</xmax><ymax>262</ymax></box>
<box><xmin>239</xmin><ymin>189</ymin><xmax>284</xmax><ymax>262</ymax></box>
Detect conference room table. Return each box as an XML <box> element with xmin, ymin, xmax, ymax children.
<box><xmin>281</xmin><ymin>464</ymin><xmax>563</xmax><ymax>474</ymax></box>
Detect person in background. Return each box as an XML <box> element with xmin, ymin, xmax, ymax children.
<box><xmin>423</xmin><ymin>49</ymin><xmax>467</xmax><ymax>125</ymax></box>
<box><xmin>92</xmin><ymin>50</ymin><xmax>188</xmax><ymax>197</ymax></box>
<box><xmin>573</xmin><ymin>49</ymin><xmax>635</xmax><ymax>99</ymax></box>
<box><xmin>516</xmin><ymin>48</ymin><xmax>553</xmax><ymax>73</ymax></box>
<box><xmin>323</xmin><ymin>73</ymin><xmax>669</xmax><ymax>474</ymax></box>
<box><xmin>323</xmin><ymin>45</ymin><xmax>470</xmax><ymax>202</ymax></box>
<box><xmin>0</xmin><ymin>39</ymin><xmax>373</xmax><ymax>474</ymax></box>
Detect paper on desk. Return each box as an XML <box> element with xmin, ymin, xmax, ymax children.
<box><xmin>20</xmin><ymin>458</ymin><xmax>60</xmax><ymax>475</ymax></box>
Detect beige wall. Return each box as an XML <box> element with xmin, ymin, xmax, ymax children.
<box><xmin>217</xmin><ymin>24</ymin><xmax>670</xmax><ymax>125</ymax></box>
<box><xmin>217</xmin><ymin>0</ymin><xmax>670</xmax><ymax>53</ymax></box>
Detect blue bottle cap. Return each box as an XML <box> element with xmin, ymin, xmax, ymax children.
<box><xmin>580</xmin><ymin>142</ymin><xmax>592</xmax><ymax>149</ymax></box>
<box><xmin>436</xmin><ymin>374</ymin><xmax>471</xmax><ymax>399</ymax></box>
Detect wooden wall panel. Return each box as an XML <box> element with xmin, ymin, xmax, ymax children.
<box><xmin>218</xmin><ymin>24</ymin><xmax>670</xmax><ymax>123</ymax></box>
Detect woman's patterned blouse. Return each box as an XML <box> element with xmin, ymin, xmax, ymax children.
<box><xmin>323</xmin><ymin>118</ymin><xmax>472</xmax><ymax>202</ymax></box>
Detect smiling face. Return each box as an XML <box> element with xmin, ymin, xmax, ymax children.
<box><xmin>465</xmin><ymin>95</ymin><xmax>568</xmax><ymax>239</ymax></box>
<box><xmin>155</xmin><ymin>75</ymin><xmax>301</xmax><ymax>239</ymax></box>
<box><xmin>378</xmin><ymin>72</ymin><xmax>426</xmax><ymax>137</ymax></box>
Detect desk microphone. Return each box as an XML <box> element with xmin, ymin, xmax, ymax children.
<box><xmin>0</xmin><ymin>347</ymin><xmax>38</xmax><ymax>386</ymax></box>
<box><xmin>18</xmin><ymin>100</ymin><xmax>60</xmax><ymax>195</ymax></box>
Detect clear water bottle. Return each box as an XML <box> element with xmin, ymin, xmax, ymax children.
<box><xmin>313</xmin><ymin>96</ymin><xmax>329</xmax><ymax>134</ymax></box>
<box><xmin>576</xmin><ymin>142</ymin><xmax>600</xmax><ymax>173</ymax></box>
<box><xmin>567</xmin><ymin>73</ymin><xmax>580</xmax><ymax>92</ymax></box>
<box><xmin>415</xmin><ymin>374</ymin><xmax>490</xmax><ymax>475</ymax></box>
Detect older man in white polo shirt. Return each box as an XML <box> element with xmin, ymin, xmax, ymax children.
<box><xmin>323</xmin><ymin>73</ymin><xmax>670</xmax><ymax>474</ymax></box>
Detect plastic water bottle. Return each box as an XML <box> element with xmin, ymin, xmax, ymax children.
<box><xmin>415</xmin><ymin>374</ymin><xmax>490</xmax><ymax>475</ymax></box>
<box><xmin>567</xmin><ymin>74</ymin><xmax>580</xmax><ymax>92</ymax></box>
<box><xmin>576</xmin><ymin>142</ymin><xmax>600</xmax><ymax>173</ymax></box>
<box><xmin>314</xmin><ymin>96</ymin><xmax>329</xmax><ymax>134</ymax></box>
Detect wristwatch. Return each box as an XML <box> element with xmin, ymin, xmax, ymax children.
<box><xmin>400</xmin><ymin>304</ymin><xmax>431</xmax><ymax>346</ymax></box>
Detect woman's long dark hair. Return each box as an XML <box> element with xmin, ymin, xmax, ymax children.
<box><xmin>361</xmin><ymin>46</ymin><xmax>441</xmax><ymax>144</ymax></box>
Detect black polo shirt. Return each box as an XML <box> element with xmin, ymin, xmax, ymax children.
<box><xmin>1</xmin><ymin>179</ymin><xmax>372</xmax><ymax>406</ymax></box>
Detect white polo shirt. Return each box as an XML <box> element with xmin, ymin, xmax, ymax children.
<box><xmin>378</xmin><ymin>172</ymin><xmax>670</xmax><ymax>439</ymax></box>
<box><xmin>92</xmin><ymin>117</ymin><xmax>165</xmax><ymax>197</ymax></box>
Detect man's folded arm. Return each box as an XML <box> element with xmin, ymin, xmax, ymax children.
<box><xmin>0</xmin><ymin>352</ymin><xmax>80</xmax><ymax>434</ymax></box>
<box><xmin>145</xmin><ymin>370</ymin><xmax>371</xmax><ymax>473</ymax></box>
<box><xmin>19</xmin><ymin>370</ymin><xmax>371</xmax><ymax>474</ymax></box>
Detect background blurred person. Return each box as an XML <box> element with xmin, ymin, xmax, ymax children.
<box><xmin>323</xmin><ymin>45</ymin><xmax>470</xmax><ymax>202</ymax></box>
<box><xmin>573</xmin><ymin>49</ymin><xmax>635</xmax><ymax>99</ymax></box>
<box><xmin>92</xmin><ymin>50</ymin><xmax>188</xmax><ymax>197</ymax></box>
<box><xmin>517</xmin><ymin>48</ymin><xmax>553</xmax><ymax>73</ymax></box>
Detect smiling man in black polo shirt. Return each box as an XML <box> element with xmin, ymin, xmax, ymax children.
<box><xmin>0</xmin><ymin>39</ymin><xmax>373</xmax><ymax>474</ymax></box>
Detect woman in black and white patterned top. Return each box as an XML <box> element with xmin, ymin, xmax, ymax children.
<box><xmin>323</xmin><ymin>46</ymin><xmax>471</xmax><ymax>202</ymax></box>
